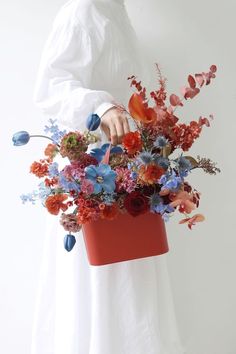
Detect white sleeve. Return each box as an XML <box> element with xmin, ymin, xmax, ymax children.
<box><xmin>33</xmin><ymin>17</ymin><xmax>117</xmax><ymax>130</ymax></box>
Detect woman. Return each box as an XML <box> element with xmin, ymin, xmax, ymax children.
<box><xmin>31</xmin><ymin>0</ymin><xmax>185</xmax><ymax>353</ymax></box>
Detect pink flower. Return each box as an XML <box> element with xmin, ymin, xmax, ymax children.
<box><xmin>169</xmin><ymin>191</ymin><xmax>196</xmax><ymax>214</ymax></box>
<box><xmin>63</xmin><ymin>162</ymin><xmax>85</xmax><ymax>180</ymax></box>
<box><xmin>81</xmin><ymin>179</ymin><xmax>94</xmax><ymax>194</ymax></box>
<box><xmin>179</xmin><ymin>214</ymin><xmax>205</xmax><ymax>229</ymax></box>
<box><xmin>115</xmin><ymin>167</ymin><xmax>136</xmax><ymax>193</ymax></box>
<box><xmin>60</xmin><ymin>213</ymin><xmax>82</xmax><ymax>233</ymax></box>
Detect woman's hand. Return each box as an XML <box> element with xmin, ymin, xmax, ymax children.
<box><xmin>100</xmin><ymin>107</ymin><xmax>130</xmax><ymax>145</ymax></box>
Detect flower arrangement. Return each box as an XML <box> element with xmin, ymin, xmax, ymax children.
<box><xmin>13</xmin><ymin>64</ymin><xmax>220</xmax><ymax>252</ymax></box>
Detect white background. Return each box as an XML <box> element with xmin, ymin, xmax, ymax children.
<box><xmin>0</xmin><ymin>0</ymin><xmax>235</xmax><ymax>353</ymax></box>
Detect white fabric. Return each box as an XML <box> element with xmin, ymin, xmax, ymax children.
<box><xmin>31</xmin><ymin>1</ymin><xmax>186</xmax><ymax>353</ymax></box>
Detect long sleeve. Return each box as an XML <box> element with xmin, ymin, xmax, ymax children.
<box><xmin>33</xmin><ymin>15</ymin><xmax>116</xmax><ymax>131</ymax></box>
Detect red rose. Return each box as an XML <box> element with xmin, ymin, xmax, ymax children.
<box><xmin>124</xmin><ymin>191</ymin><xmax>149</xmax><ymax>217</ymax></box>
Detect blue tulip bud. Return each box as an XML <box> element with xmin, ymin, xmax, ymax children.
<box><xmin>64</xmin><ymin>234</ymin><xmax>76</xmax><ymax>252</ymax></box>
<box><xmin>86</xmin><ymin>113</ymin><xmax>101</xmax><ymax>131</ymax></box>
<box><xmin>12</xmin><ymin>131</ymin><xmax>30</xmax><ymax>146</ymax></box>
<box><xmin>111</xmin><ymin>146</ymin><xmax>123</xmax><ymax>153</ymax></box>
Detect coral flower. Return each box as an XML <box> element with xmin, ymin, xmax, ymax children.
<box><xmin>101</xmin><ymin>202</ymin><xmax>119</xmax><ymax>220</ymax></box>
<box><xmin>138</xmin><ymin>164</ymin><xmax>165</xmax><ymax>185</ymax></box>
<box><xmin>169</xmin><ymin>191</ymin><xmax>196</xmax><ymax>214</ymax></box>
<box><xmin>122</xmin><ymin>131</ymin><xmax>142</xmax><ymax>155</ymax></box>
<box><xmin>179</xmin><ymin>214</ymin><xmax>205</xmax><ymax>229</ymax></box>
<box><xmin>44</xmin><ymin>143</ymin><xmax>58</xmax><ymax>159</ymax></box>
<box><xmin>30</xmin><ymin>161</ymin><xmax>49</xmax><ymax>178</ymax></box>
<box><xmin>45</xmin><ymin>194</ymin><xmax>68</xmax><ymax>215</ymax></box>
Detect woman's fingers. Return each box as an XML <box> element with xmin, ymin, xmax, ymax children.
<box><xmin>115</xmin><ymin>118</ymin><xmax>125</xmax><ymax>144</ymax></box>
<box><xmin>122</xmin><ymin>117</ymin><xmax>130</xmax><ymax>135</ymax></box>
<box><xmin>109</xmin><ymin>122</ymin><xmax>118</xmax><ymax>145</ymax></box>
<box><xmin>100</xmin><ymin>107</ymin><xmax>130</xmax><ymax>145</ymax></box>
<box><xmin>100</xmin><ymin>122</ymin><xmax>110</xmax><ymax>141</ymax></box>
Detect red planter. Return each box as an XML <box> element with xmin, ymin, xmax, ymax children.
<box><xmin>82</xmin><ymin>211</ymin><xmax>169</xmax><ymax>266</ymax></box>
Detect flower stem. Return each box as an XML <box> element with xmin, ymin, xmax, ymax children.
<box><xmin>30</xmin><ymin>135</ymin><xmax>60</xmax><ymax>147</ymax></box>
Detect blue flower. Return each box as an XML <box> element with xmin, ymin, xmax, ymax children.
<box><xmin>58</xmin><ymin>173</ymin><xmax>81</xmax><ymax>193</ymax></box>
<box><xmin>85</xmin><ymin>163</ymin><xmax>117</xmax><ymax>194</ymax></box>
<box><xmin>38</xmin><ymin>182</ymin><xmax>51</xmax><ymax>201</ymax></box>
<box><xmin>44</xmin><ymin>119</ymin><xmax>67</xmax><ymax>144</ymax></box>
<box><xmin>20</xmin><ymin>191</ymin><xmax>38</xmax><ymax>204</ymax></box>
<box><xmin>130</xmin><ymin>171</ymin><xmax>138</xmax><ymax>180</ymax></box>
<box><xmin>175</xmin><ymin>156</ymin><xmax>192</xmax><ymax>171</ymax></box>
<box><xmin>12</xmin><ymin>131</ymin><xmax>30</xmax><ymax>146</ymax></box>
<box><xmin>159</xmin><ymin>171</ymin><xmax>182</xmax><ymax>192</ymax></box>
<box><xmin>86</xmin><ymin>113</ymin><xmax>101</xmax><ymax>131</ymax></box>
<box><xmin>101</xmin><ymin>192</ymin><xmax>116</xmax><ymax>205</ymax></box>
<box><xmin>64</xmin><ymin>234</ymin><xmax>76</xmax><ymax>252</ymax></box>
<box><xmin>48</xmin><ymin>162</ymin><xmax>59</xmax><ymax>177</ymax></box>
<box><xmin>150</xmin><ymin>193</ymin><xmax>163</xmax><ymax>210</ymax></box>
<box><xmin>137</xmin><ymin>151</ymin><xmax>154</xmax><ymax>165</ymax></box>
<box><xmin>154</xmin><ymin>135</ymin><xmax>168</xmax><ymax>148</ymax></box>
<box><xmin>90</xmin><ymin>143</ymin><xmax>123</xmax><ymax>163</ymax></box>
<box><xmin>154</xmin><ymin>155</ymin><xmax>170</xmax><ymax>170</ymax></box>
<box><xmin>153</xmin><ymin>202</ymin><xmax>175</xmax><ymax>217</ymax></box>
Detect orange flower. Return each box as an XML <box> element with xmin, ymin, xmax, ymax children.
<box><xmin>30</xmin><ymin>160</ymin><xmax>48</xmax><ymax>178</ymax></box>
<box><xmin>45</xmin><ymin>194</ymin><xmax>68</xmax><ymax>215</ymax></box>
<box><xmin>101</xmin><ymin>203</ymin><xmax>119</xmax><ymax>220</ymax></box>
<box><xmin>122</xmin><ymin>131</ymin><xmax>142</xmax><ymax>155</ymax></box>
<box><xmin>128</xmin><ymin>93</ymin><xmax>157</xmax><ymax>123</ymax></box>
<box><xmin>138</xmin><ymin>164</ymin><xmax>165</xmax><ymax>185</ymax></box>
<box><xmin>44</xmin><ymin>143</ymin><xmax>58</xmax><ymax>159</ymax></box>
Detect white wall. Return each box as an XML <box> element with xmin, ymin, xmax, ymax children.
<box><xmin>0</xmin><ymin>1</ymin><xmax>235</xmax><ymax>354</ymax></box>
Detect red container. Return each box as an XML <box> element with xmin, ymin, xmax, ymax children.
<box><xmin>82</xmin><ymin>211</ymin><xmax>169</xmax><ymax>266</ymax></box>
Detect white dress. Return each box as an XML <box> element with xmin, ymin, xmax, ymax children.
<box><xmin>31</xmin><ymin>1</ymin><xmax>185</xmax><ymax>353</ymax></box>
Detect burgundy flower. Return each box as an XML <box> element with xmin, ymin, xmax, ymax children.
<box><xmin>124</xmin><ymin>191</ymin><xmax>149</xmax><ymax>217</ymax></box>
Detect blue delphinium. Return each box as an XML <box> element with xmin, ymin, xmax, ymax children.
<box><xmin>48</xmin><ymin>162</ymin><xmax>59</xmax><ymax>177</ymax></box>
<box><xmin>85</xmin><ymin>163</ymin><xmax>117</xmax><ymax>194</ymax></box>
<box><xmin>58</xmin><ymin>173</ymin><xmax>81</xmax><ymax>193</ymax></box>
<box><xmin>20</xmin><ymin>191</ymin><xmax>38</xmax><ymax>204</ymax></box>
<box><xmin>159</xmin><ymin>171</ymin><xmax>182</xmax><ymax>192</ymax></box>
<box><xmin>89</xmin><ymin>143</ymin><xmax>123</xmax><ymax>163</ymax></box>
<box><xmin>153</xmin><ymin>203</ymin><xmax>175</xmax><ymax>222</ymax></box>
<box><xmin>38</xmin><ymin>182</ymin><xmax>51</xmax><ymax>202</ymax></box>
<box><xmin>150</xmin><ymin>193</ymin><xmax>175</xmax><ymax>222</ymax></box>
<box><xmin>44</xmin><ymin>119</ymin><xmax>67</xmax><ymax>144</ymax></box>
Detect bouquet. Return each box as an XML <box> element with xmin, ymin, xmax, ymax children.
<box><xmin>13</xmin><ymin>64</ymin><xmax>220</xmax><ymax>252</ymax></box>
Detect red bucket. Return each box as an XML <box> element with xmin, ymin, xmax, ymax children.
<box><xmin>82</xmin><ymin>211</ymin><xmax>169</xmax><ymax>266</ymax></box>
